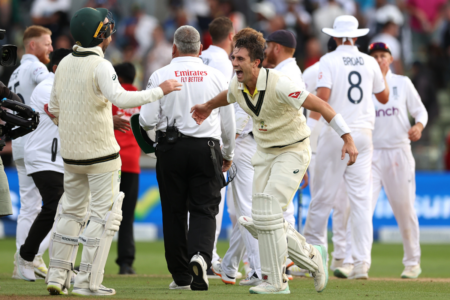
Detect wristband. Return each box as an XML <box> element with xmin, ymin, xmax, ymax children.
<box><xmin>306</xmin><ymin>117</ymin><xmax>318</xmax><ymax>130</ymax></box>
<box><xmin>330</xmin><ymin>114</ymin><xmax>351</xmax><ymax>137</ymax></box>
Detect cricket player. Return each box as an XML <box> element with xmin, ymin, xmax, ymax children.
<box><xmin>369</xmin><ymin>42</ymin><xmax>426</xmax><ymax>278</ymax></box>
<box><xmin>9</xmin><ymin>25</ymin><xmax>53</xmax><ymax>279</ymax></box>
<box><xmin>45</xmin><ymin>7</ymin><xmax>181</xmax><ymax>296</ymax></box>
<box><xmin>304</xmin><ymin>15</ymin><xmax>390</xmax><ymax>280</ymax></box>
<box><xmin>191</xmin><ymin>33</ymin><xmax>358</xmax><ymax>294</ymax></box>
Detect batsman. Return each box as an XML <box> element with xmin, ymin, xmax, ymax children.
<box><xmin>191</xmin><ymin>34</ymin><xmax>358</xmax><ymax>294</ymax></box>
<box><xmin>45</xmin><ymin>8</ymin><xmax>180</xmax><ymax>296</ymax></box>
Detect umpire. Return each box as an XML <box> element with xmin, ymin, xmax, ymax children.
<box><xmin>139</xmin><ymin>25</ymin><xmax>235</xmax><ymax>291</ymax></box>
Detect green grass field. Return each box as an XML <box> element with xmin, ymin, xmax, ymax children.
<box><xmin>1</xmin><ymin>238</ymin><xmax>449</xmax><ymax>299</ymax></box>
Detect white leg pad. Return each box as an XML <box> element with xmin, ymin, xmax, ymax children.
<box><xmin>75</xmin><ymin>192</ymin><xmax>124</xmax><ymax>292</ymax></box>
<box><xmin>46</xmin><ymin>201</ymin><xmax>90</xmax><ymax>290</ymax></box>
<box><xmin>239</xmin><ymin>215</ymin><xmax>318</xmax><ymax>272</ymax></box>
<box><xmin>252</xmin><ymin>193</ymin><xmax>288</xmax><ymax>290</ymax></box>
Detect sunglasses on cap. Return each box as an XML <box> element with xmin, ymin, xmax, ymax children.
<box><xmin>368</xmin><ymin>42</ymin><xmax>391</xmax><ymax>55</ymax></box>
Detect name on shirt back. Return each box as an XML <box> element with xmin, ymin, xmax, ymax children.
<box><xmin>175</xmin><ymin>70</ymin><xmax>208</xmax><ymax>83</ymax></box>
<box><xmin>342</xmin><ymin>57</ymin><xmax>365</xmax><ymax>66</ymax></box>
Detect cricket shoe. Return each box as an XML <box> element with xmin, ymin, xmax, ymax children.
<box><xmin>286</xmin><ymin>258</ymin><xmax>294</xmax><ymax>269</ymax></box>
<box><xmin>242</xmin><ymin>261</ymin><xmax>252</xmax><ymax>278</ymax></box>
<box><xmin>249</xmin><ymin>282</ymin><xmax>290</xmax><ymax>294</ymax></box>
<box><xmin>13</xmin><ymin>251</ymin><xmax>36</xmax><ymax>281</ymax></box>
<box><xmin>33</xmin><ymin>255</ymin><xmax>48</xmax><ymax>279</ymax></box>
<box><xmin>239</xmin><ymin>272</ymin><xmax>262</xmax><ymax>286</ymax></box>
<box><xmin>334</xmin><ymin>264</ymin><xmax>354</xmax><ymax>278</ymax></box>
<box><xmin>211</xmin><ymin>260</ymin><xmax>236</xmax><ymax>285</ymax></box>
<box><xmin>47</xmin><ymin>282</ymin><xmax>68</xmax><ymax>295</ymax></box>
<box><xmin>310</xmin><ymin>245</ymin><xmax>328</xmax><ymax>292</ymax></box>
<box><xmin>289</xmin><ymin>265</ymin><xmax>310</xmax><ymax>277</ymax></box>
<box><xmin>330</xmin><ymin>258</ymin><xmax>344</xmax><ymax>272</ymax></box>
<box><xmin>169</xmin><ymin>281</ymin><xmax>191</xmax><ymax>290</ymax></box>
<box><xmin>207</xmin><ymin>268</ymin><xmax>220</xmax><ymax>279</ymax></box>
<box><xmin>401</xmin><ymin>264</ymin><xmax>422</xmax><ymax>279</ymax></box>
<box><xmin>72</xmin><ymin>285</ymin><xmax>116</xmax><ymax>296</ymax></box>
<box><xmin>286</xmin><ymin>269</ymin><xmax>293</xmax><ymax>281</ymax></box>
<box><xmin>348</xmin><ymin>262</ymin><xmax>369</xmax><ymax>280</ymax></box>
<box><xmin>189</xmin><ymin>253</ymin><xmax>209</xmax><ymax>291</ymax></box>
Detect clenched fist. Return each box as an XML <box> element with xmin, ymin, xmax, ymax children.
<box><xmin>159</xmin><ymin>79</ymin><xmax>182</xmax><ymax>95</ymax></box>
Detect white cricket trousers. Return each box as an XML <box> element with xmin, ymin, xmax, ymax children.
<box><xmin>372</xmin><ymin>146</ymin><xmax>420</xmax><ymax>266</ymax></box>
<box><xmin>222</xmin><ymin>134</ymin><xmax>261</xmax><ymax>278</ymax></box>
<box><xmin>304</xmin><ymin>127</ymin><xmax>373</xmax><ymax>266</ymax></box>
<box><xmin>15</xmin><ymin>159</ymin><xmax>50</xmax><ymax>255</ymax></box>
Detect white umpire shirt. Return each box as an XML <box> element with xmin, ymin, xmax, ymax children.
<box><xmin>8</xmin><ymin>54</ymin><xmax>49</xmax><ymax>161</ymax></box>
<box><xmin>140</xmin><ymin>56</ymin><xmax>236</xmax><ymax>161</ymax></box>
<box><xmin>24</xmin><ymin>73</ymin><xmax>64</xmax><ymax>175</ymax></box>
<box><xmin>317</xmin><ymin>45</ymin><xmax>385</xmax><ymax>130</ymax></box>
<box><xmin>372</xmin><ymin>70</ymin><xmax>428</xmax><ymax>149</ymax></box>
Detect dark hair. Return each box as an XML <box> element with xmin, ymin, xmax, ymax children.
<box><xmin>113</xmin><ymin>62</ymin><xmax>136</xmax><ymax>84</ymax></box>
<box><xmin>49</xmin><ymin>48</ymin><xmax>73</xmax><ymax>70</ymax></box>
<box><xmin>209</xmin><ymin>17</ymin><xmax>234</xmax><ymax>44</ymax></box>
<box><xmin>234</xmin><ymin>34</ymin><xmax>265</xmax><ymax>68</ymax></box>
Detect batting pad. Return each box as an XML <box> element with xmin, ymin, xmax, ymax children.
<box><xmin>252</xmin><ymin>193</ymin><xmax>288</xmax><ymax>290</ymax></box>
<box><xmin>76</xmin><ymin>192</ymin><xmax>124</xmax><ymax>291</ymax></box>
<box><xmin>46</xmin><ymin>200</ymin><xmax>90</xmax><ymax>290</ymax></box>
<box><xmin>285</xmin><ymin>221</ymin><xmax>319</xmax><ymax>272</ymax></box>
<box><xmin>238</xmin><ymin>216</ymin><xmax>258</xmax><ymax>239</ymax></box>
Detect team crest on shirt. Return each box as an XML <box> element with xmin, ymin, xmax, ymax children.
<box><xmin>288</xmin><ymin>91</ymin><xmax>302</xmax><ymax>99</ymax></box>
<box><xmin>259</xmin><ymin>121</ymin><xmax>267</xmax><ymax>131</ymax></box>
<box><xmin>318</xmin><ymin>72</ymin><xmax>323</xmax><ymax>79</ymax></box>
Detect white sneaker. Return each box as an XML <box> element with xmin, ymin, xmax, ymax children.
<box><xmin>239</xmin><ymin>272</ymin><xmax>262</xmax><ymax>286</ymax></box>
<box><xmin>211</xmin><ymin>260</ymin><xmax>236</xmax><ymax>285</ymax></box>
<box><xmin>33</xmin><ymin>255</ymin><xmax>48</xmax><ymax>279</ymax></box>
<box><xmin>47</xmin><ymin>282</ymin><xmax>68</xmax><ymax>295</ymax></box>
<box><xmin>169</xmin><ymin>281</ymin><xmax>191</xmax><ymax>290</ymax></box>
<box><xmin>289</xmin><ymin>265</ymin><xmax>310</xmax><ymax>277</ymax></box>
<box><xmin>13</xmin><ymin>251</ymin><xmax>36</xmax><ymax>282</ymax></box>
<box><xmin>401</xmin><ymin>265</ymin><xmax>422</xmax><ymax>279</ymax></box>
<box><xmin>72</xmin><ymin>285</ymin><xmax>116</xmax><ymax>296</ymax></box>
<box><xmin>348</xmin><ymin>263</ymin><xmax>369</xmax><ymax>280</ymax></box>
<box><xmin>310</xmin><ymin>245</ymin><xmax>328</xmax><ymax>292</ymax></box>
<box><xmin>189</xmin><ymin>253</ymin><xmax>209</xmax><ymax>291</ymax></box>
<box><xmin>334</xmin><ymin>263</ymin><xmax>354</xmax><ymax>278</ymax></box>
<box><xmin>330</xmin><ymin>258</ymin><xmax>344</xmax><ymax>272</ymax></box>
<box><xmin>249</xmin><ymin>281</ymin><xmax>290</xmax><ymax>294</ymax></box>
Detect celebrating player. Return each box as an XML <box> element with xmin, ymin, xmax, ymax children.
<box><xmin>191</xmin><ymin>32</ymin><xmax>358</xmax><ymax>294</ymax></box>
<box><xmin>304</xmin><ymin>15</ymin><xmax>389</xmax><ymax>280</ymax></box>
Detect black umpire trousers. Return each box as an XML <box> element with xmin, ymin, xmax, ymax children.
<box><xmin>20</xmin><ymin>171</ymin><xmax>64</xmax><ymax>262</ymax></box>
<box><xmin>116</xmin><ymin>171</ymin><xmax>139</xmax><ymax>267</ymax></box>
<box><xmin>156</xmin><ymin>136</ymin><xmax>224</xmax><ymax>286</ymax></box>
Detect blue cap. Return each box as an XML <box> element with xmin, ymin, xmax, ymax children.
<box><xmin>266</xmin><ymin>30</ymin><xmax>296</xmax><ymax>49</ymax></box>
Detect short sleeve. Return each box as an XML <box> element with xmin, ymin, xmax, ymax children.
<box><xmin>276</xmin><ymin>75</ymin><xmax>310</xmax><ymax>110</ymax></box>
<box><xmin>372</xmin><ymin>59</ymin><xmax>385</xmax><ymax>94</ymax></box>
<box><xmin>31</xmin><ymin>62</ymin><xmax>49</xmax><ymax>84</ymax></box>
<box><xmin>316</xmin><ymin>56</ymin><xmax>332</xmax><ymax>89</ymax></box>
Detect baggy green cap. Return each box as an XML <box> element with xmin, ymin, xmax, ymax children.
<box><xmin>70</xmin><ymin>7</ymin><xmax>108</xmax><ymax>47</ymax></box>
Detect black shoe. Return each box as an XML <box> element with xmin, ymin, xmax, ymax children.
<box><xmin>119</xmin><ymin>265</ymin><xmax>136</xmax><ymax>275</ymax></box>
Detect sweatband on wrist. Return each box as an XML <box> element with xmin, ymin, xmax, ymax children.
<box><xmin>330</xmin><ymin>114</ymin><xmax>351</xmax><ymax>137</ymax></box>
<box><xmin>306</xmin><ymin>118</ymin><xmax>318</xmax><ymax>130</ymax></box>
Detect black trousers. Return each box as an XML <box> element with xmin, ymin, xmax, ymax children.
<box><xmin>116</xmin><ymin>171</ymin><xmax>139</xmax><ymax>267</ymax></box>
<box><xmin>20</xmin><ymin>171</ymin><xmax>64</xmax><ymax>261</ymax></box>
<box><xmin>156</xmin><ymin>137</ymin><xmax>223</xmax><ymax>286</ymax></box>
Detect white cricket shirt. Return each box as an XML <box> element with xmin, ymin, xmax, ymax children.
<box><xmin>317</xmin><ymin>45</ymin><xmax>385</xmax><ymax>130</ymax></box>
<box><xmin>200</xmin><ymin>45</ymin><xmax>234</xmax><ymax>82</ymax></box>
<box><xmin>303</xmin><ymin>61</ymin><xmax>320</xmax><ymax>94</ymax></box>
<box><xmin>24</xmin><ymin>73</ymin><xmax>64</xmax><ymax>175</ymax></box>
<box><xmin>372</xmin><ymin>70</ymin><xmax>428</xmax><ymax>149</ymax></box>
<box><xmin>8</xmin><ymin>54</ymin><xmax>49</xmax><ymax>161</ymax></box>
<box><xmin>274</xmin><ymin>57</ymin><xmax>304</xmax><ymax>89</ymax></box>
<box><xmin>140</xmin><ymin>56</ymin><xmax>235</xmax><ymax>160</ymax></box>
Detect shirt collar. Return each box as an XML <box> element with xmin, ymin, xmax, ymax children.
<box><xmin>205</xmin><ymin>45</ymin><xmax>229</xmax><ymax>58</ymax></box>
<box><xmin>72</xmin><ymin>45</ymin><xmax>105</xmax><ymax>58</ymax></box>
<box><xmin>170</xmin><ymin>56</ymin><xmax>203</xmax><ymax>64</ymax></box>
<box><xmin>386</xmin><ymin>69</ymin><xmax>393</xmax><ymax>78</ymax></box>
<box><xmin>20</xmin><ymin>54</ymin><xmax>39</xmax><ymax>63</ymax></box>
<box><xmin>274</xmin><ymin>58</ymin><xmax>296</xmax><ymax>71</ymax></box>
<box><xmin>237</xmin><ymin>67</ymin><xmax>268</xmax><ymax>95</ymax></box>
<box><xmin>336</xmin><ymin>45</ymin><xmax>359</xmax><ymax>52</ymax></box>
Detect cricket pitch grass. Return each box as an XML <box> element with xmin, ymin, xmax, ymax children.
<box><xmin>0</xmin><ymin>238</ymin><xmax>449</xmax><ymax>299</ymax></box>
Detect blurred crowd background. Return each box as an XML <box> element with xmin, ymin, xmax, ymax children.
<box><xmin>1</xmin><ymin>0</ymin><xmax>450</xmax><ymax>170</ymax></box>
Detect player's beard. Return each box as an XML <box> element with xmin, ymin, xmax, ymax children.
<box><xmin>266</xmin><ymin>49</ymin><xmax>276</xmax><ymax>66</ymax></box>
<box><xmin>36</xmin><ymin>51</ymin><xmax>50</xmax><ymax>65</ymax></box>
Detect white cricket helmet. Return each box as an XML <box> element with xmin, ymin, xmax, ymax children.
<box><xmin>322</xmin><ymin>15</ymin><xmax>369</xmax><ymax>38</ymax></box>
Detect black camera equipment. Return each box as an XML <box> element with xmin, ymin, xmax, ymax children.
<box><xmin>0</xmin><ymin>29</ymin><xmax>18</xmax><ymax>67</ymax></box>
<box><xmin>0</xmin><ymin>98</ymin><xmax>40</xmax><ymax>151</ymax></box>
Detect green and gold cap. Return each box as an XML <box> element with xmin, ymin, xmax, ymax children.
<box><xmin>70</xmin><ymin>7</ymin><xmax>115</xmax><ymax>48</ymax></box>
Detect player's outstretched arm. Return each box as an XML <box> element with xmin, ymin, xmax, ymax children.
<box><xmin>190</xmin><ymin>90</ymin><xmax>229</xmax><ymax>125</ymax></box>
<box><xmin>303</xmin><ymin>93</ymin><xmax>358</xmax><ymax>165</ymax></box>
